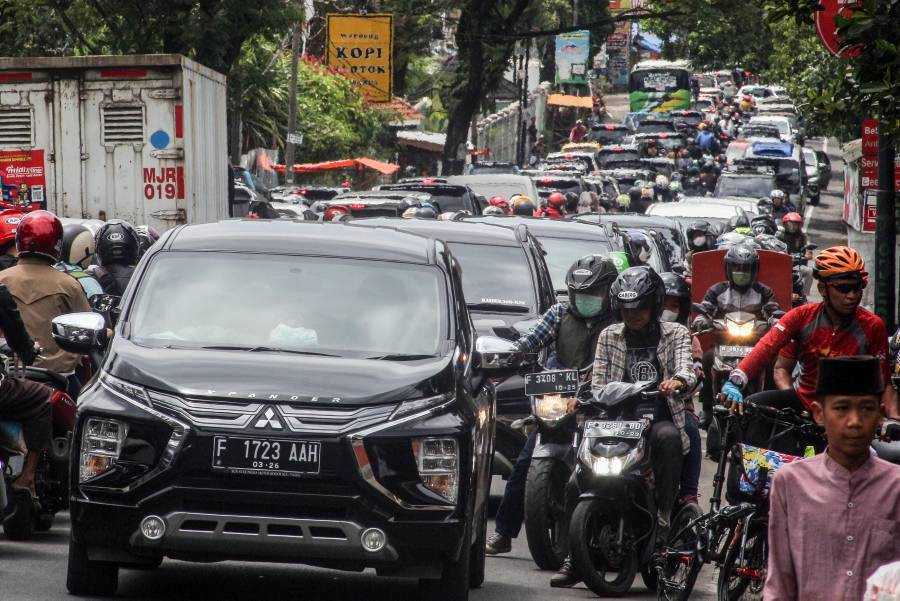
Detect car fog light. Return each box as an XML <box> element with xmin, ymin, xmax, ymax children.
<box><xmin>361</xmin><ymin>528</ymin><xmax>387</xmax><ymax>552</ymax></box>
<box><xmin>140</xmin><ymin>515</ymin><xmax>166</xmax><ymax>541</ymax></box>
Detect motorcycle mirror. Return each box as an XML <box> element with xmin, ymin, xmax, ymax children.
<box><xmin>51</xmin><ymin>312</ymin><xmax>108</xmax><ymax>354</ymax></box>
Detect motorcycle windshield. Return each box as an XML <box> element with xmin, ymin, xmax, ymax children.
<box><xmin>591</xmin><ymin>380</ymin><xmax>655</xmax><ymax>407</ymax></box>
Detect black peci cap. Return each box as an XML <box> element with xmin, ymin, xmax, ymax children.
<box><xmin>815</xmin><ymin>355</ymin><xmax>884</xmax><ymax>396</ymax></box>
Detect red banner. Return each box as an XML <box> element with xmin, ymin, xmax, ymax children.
<box><xmin>861</xmin><ymin>118</ymin><xmax>879</xmax><ymax>156</ymax></box>
<box><xmin>0</xmin><ymin>149</ymin><xmax>46</xmax><ymax>202</ymax></box>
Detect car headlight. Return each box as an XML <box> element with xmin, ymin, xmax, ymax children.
<box><xmin>532</xmin><ymin>394</ymin><xmax>570</xmax><ymax>423</ymax></box>
<box><xmin>726</xmin><ymin>319</ymin><xmax>754</xmax><ymax>338</ymax></box>
<box><xmin>390</xmin><ymin>394</ymin><xmax>452</xmax><ymax>421</ymax></box>
<box><xmin>100</xmin><ymin>372</ymin><xmax>150</xmax><ymax>406</ymax></box>
<box><xmin>412</xmin><ymin>437</ymin><xmax>458</xmax><ymax>504</ymax></box>
<box><xmin>80</xmin><ymin>418</ymin><xmax>127</xmax><ymax>482</ymax></box>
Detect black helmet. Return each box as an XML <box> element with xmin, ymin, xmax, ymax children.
<box><xmin>725</xmin><ymin>244</ymin><xmax>759</xmax><ymax>290</ymax></box>
<box><xmin>750</xmin><ymin>215</ymin><xmax>777</xmax><ymax>236</ymax></box>
<box><xmin>716</xmin><ymin>231</ymin><xmax>751</xmax><ymax>250</ymax></box>
<box><xmin>414</xmin><ymin>206</ymin><xmax>437</xmax><ymax>219</ymax></box>
<box><xmin>610</xmin><ymin>265</ymin><xmax>665</xmax><ymax>320</ymax></box>
<box><xmin>61</xmin><ymin>223</ymin><xmax>95</xmax><ymax>269</ymax></box>
<box><xmin>686</xmin><ymin>220</ymin><xmax>713</xmax><ymax>252</ymax></box>
<box><xmin>135</xmin><ymin>225</ymin><xmax>160</xmax><ymax>258</ymax></box>
<box><xmin>565</xmin><ymin>254</ymin><xmax>618</xmax><ymax>319</ymax></box>
<box><xmin>660</xmin><ymin>272</ymin><xmax>691</xmax><ymax>324</ymax></box>
<box><xmin>95</xmin><ymin>219</ymin><xmax>140</xmax><ymax>266</ymax></box>
<box><xmin>512</xmin><ymin>200</ymin><xmax>535</xmax><ymax>216</ymax></box>
<box><xmin>625</xmin><ymin>231</ymin><xmax>652</xmax><ymax>266</ymax></box>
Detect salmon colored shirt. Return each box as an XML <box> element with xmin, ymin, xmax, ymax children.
<box><xmin>765</xmin><ymin>452</ymin><xmax>900</xmax><ymax>601</ymax></box>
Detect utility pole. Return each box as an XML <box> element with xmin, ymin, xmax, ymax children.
<box><xmin>517</xmin><ymin>43</ymin><xmax>531</xmax><ymax>166</ymax></box>
<box><xmin>284</xmin><ymin>22</ymin><xmax>302</xmax><ymax>186</ymax></box>
<box><xmin>874</xmin><ymin>132</ymin><xmax>896</xmax><ymax>331</ymax></box>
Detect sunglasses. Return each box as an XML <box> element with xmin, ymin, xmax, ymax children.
<box><xmin>828</xmin><ymin>281</ymin><xmax>865</xmax><ymax>294</ymax></box>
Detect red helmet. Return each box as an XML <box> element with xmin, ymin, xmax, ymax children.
<box><xmin>488</xmin><ymin>195</ymin><xmax>509</xmax><ymax>211</ymax></box>
<box><xmin>0</xmin><ymin>211</ymin><xmax>24</xmax><ymax>249</ymax></box>
<box><xmin>548</xmin><ymin>192</ymin><xmax>566</xmax><ymax>209</ymax></box>
<box><xmin>15</xmin><ymin>210</ymin><xmax>63</xmax><ymax>261</ymax></box>
<box><xmin>782</xmin><ymin>212</ymin><xmax>803</xmax><ymax>225</ymax></box>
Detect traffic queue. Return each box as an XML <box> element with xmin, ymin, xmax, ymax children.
<box><xmin>0</xmin><ymin>68</ymin><xmax>898</xmax><ymax>601</ymax></box>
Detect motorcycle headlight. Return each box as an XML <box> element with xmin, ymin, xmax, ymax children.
<box><xmin>726</xmin><ymin>319</ymin><xmax>754</xmax><ymax>338</ymax></box>
<box><xmin>532</xmin><ymin>394</ymin><xmax>570</xmax><ymax>423</ymax></box>
<box><xmin>578</xmin><ymin>439</ymin><xmax>644</xmax><ymax>476</ymax></box>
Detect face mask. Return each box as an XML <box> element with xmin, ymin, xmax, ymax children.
<box><xmin>661</xmin><ymin>309</ymin><xmax>679</xmax><ymax>322</ymax></box>
<box><xmin>574</xmin><ymin>293</ymin><xmax>605</xmax><ymax>317</ymax></box>
<box><xmin>693</xmin><ymin>235</ymin><xmax>707</xmax><ymax>247</ymax></box>
<box><xmin>269</xmin><ymin>324</ymin><xmax>318</xmax><ymax>348</ymax></box>
<box><xmin>731</xmin><ymin>271</ymin><xmax>752</xmax><ymax>287</ymax></box>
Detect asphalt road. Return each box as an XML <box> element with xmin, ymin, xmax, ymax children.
<box><xmin>0</xmin><ymin>120</ymin><xmax>847</xmax><ymax>601</ymax></box>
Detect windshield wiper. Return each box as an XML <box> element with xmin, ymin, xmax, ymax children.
<box><xmin>466</xmin><ymin>302</ymin><xmax>531</xmax><ymax>314</ymax></box>
<box><xmin>365</xmin><ymin>353</ymin><xmax>435</xmax><ymax>361</ymax></box>
<box><xmin>201</xmin><ymin>345</ymin><xmax>338</xmax><ymax>357</ymax></box>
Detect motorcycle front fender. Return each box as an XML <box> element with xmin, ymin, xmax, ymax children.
<box><xmin>532</xmin><ymin>441</ymin><xmax>573</xmax><ymax>462</ymax></box>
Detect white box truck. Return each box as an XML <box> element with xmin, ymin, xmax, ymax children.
<box><xmin>0</xmin><ymin>54</ymin><xmax>228</xmax><ymax>230</ymax></box>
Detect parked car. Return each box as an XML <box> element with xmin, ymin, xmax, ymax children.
<box><xmin>61</xmin><ymin>220</ymin><xmax>524</xmax><ymax>600</ymax></box>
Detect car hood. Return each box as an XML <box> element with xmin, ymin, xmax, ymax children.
<box><xmin>105</xmin><ymin>340</ymin><xmax>454</xmax><ymax>405</ymax></box>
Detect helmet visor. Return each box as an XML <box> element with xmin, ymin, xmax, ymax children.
<box><xmin>574</xmin><ymin>292</ymin><xmax>607</xmax><ymax>317</ymax></box>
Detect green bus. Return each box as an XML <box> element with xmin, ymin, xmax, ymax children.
<box><xmin>628</xmin><ymin>60</ymin><xmax>692</xmax><ymax>113</ymax></box>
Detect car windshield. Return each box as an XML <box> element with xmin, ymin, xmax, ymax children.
<box><xmin>536</xmin><ymin>236</ymin><xmax>609</xmax><ymax>292</ymax></box>
<box><xmin>590</xmin><ymin>128</ymin><xmax>629</xmax><ymax>144</ymax></box>
<box><xmin>458</xmin><ymin>180</ymin><xmax>530</xmax><ymax>201</ymax></box>
<box><xmin>446</xmin><ymin>243</ymin><xmax>536</xmax><ymax>313</ymax></box>
<box><xmin>637</xmin><ymin>123</ymin><xmax>674</xmax><ymax>134</ymax></box>
<box><xmin>599</xmin><ymin>151</ymin><xmax>641</xmax><ymax>165</ymax></box>
<box><xmin>129</xmin><ymin>253</ymin><xmax>447</xmax><ymax>358</ymax></box>
<box><xmin>752</xmin><ymin>119</ymin><xmax>791</xmax><ymax>136</ymax></box>
<box><xmin>715</xmin><ymin>175</ymin><xmax>775</xmax><ymax>198</ymax></box>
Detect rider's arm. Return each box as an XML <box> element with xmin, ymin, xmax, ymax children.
<box><xmin>0</xmin><ymin>284</ymin><xmax>37</xmax><ymax>365</ymax></box>
<box><xmin>591</xmin><ymin>328</ymin><xmax>614</xmax><ymax>391</ymax></box>
<box><xmin>773</xmin><ymin>353</ymin><xmax>796</xmax><ymax>391</ymax></box>
<box><xmin>731</xmin><ymin>304</ymin><xmax>810</xmax><ymax>387</ymax></box>
<box><xmin>515</xmin><ymin>303</ymin><xmax>564</xmax><ymax>354</ymax></box>
<box><xmin>763</xmin><ymin>471</ymin><xmax>799</xmax><ymax>600</ymax></box>
<box><xmin>670</xmin><ymin>324</ymin><xmax>698</xmax><ymax>391</ymax></box>
<box><xmin>759</xmin><ymin>284</ymin><xmax>784</xmax><ymax>320</ymax></box>
<box><xmin>696</xmin><ymin>282</ymin><xmax>726</xmax><ymax>318</ymax></box>
<box><xmin>869</xmin><ymin>316</ymin><xmax>898</xmax><ymax>417</ymax></box>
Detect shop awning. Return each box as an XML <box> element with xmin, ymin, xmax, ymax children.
<box><xmin>547</xmin><ymin>94</ymin><xmax>594</xmax><ymax>109</ymax></box>
<box><xmin>273</xmin><ymin>157</ymin><xmax>399</xmax><ymax>176</ymax></box>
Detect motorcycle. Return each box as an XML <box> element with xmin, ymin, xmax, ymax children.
<box><xmin>1</xmin><ymin>352</ymin><xmax>76</xmax><ymax>540</ymax></box>
<box><xmin>567</xmin><ymin>381</ymin><xmax>698</xmax><ymax>596</ymax></box>
<box><xmin>521</xmin><ymin>367</ymin><xmax>591</xmax><ymax>570</ymax></box>
<box><xmin>693</xmin><ymin>306</ymin><xmax>771</xmax><ymax>398</ymax></box>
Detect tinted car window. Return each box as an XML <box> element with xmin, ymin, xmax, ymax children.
<box><xmin>536</xmin><ymin>236</ymin><xmax>609</xmax><ymax>292</ymax></box>
<box><xmin>599</xmin><ymin>151</ymin><xmax>641</xmax><ymax>166</ymax></box>
<box><xmin>129</xmin><ymin>253</ymin><xmax>446</xmax><ymax>357</ymax></box>
<box><xmin>446</xmin><ymin>243</ymin><xmax>535</xmax><ymax>313</ymax></box>
<box><xmin>637</xmin><ymin>123</ymin><xmax>675</xmax><ymax>134</ymax></box>
<box><xmin>715</xmin><ymin>175</ymin><xmax>775</xmax><ymax>198</ymax></box>
<box><xmin>589</xmin><ymin>127</ymin><xmax>629</xmax><ymax>145</ymax></box>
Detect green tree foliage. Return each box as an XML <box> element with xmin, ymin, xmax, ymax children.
<box><xmin>643</xmin><ymin>0</ymin><xmax>773</xmax><ymax>73</ymax></box>
<box><xmin>765</xmin><ymin>0</ymin><xmax>899</xmax><ymax>135</ymax></box>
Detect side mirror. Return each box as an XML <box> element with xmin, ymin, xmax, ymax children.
<box><xmin>51</xmin><ymin>312</ymin><xmax>108</xmax><ymax>354</ymax></box>
<box><xmin>474</xmin><ymin>335</ymin><xmax>534</xmax><ymax>372</ymax></box>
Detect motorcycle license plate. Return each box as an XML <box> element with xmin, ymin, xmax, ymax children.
<box><xmin>212</xmin><ymin>436</ymin><xmax>321</xmax><ymax>477</ymax></box>
<box><xmin>584</xmin><ymin>420</ymin><xmax>644</xmax><ymax>439</ymax></box>
<box><xmin>719</xmin><ymin>345</ymin><xmax>752</xmax><ymax>358</ymax></box>
<box><xmin>524</xmin><ymin>370</ymin><xmax>578</xmax><ymax>396</ymax></box>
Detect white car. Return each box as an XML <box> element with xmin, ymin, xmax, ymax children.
<box><xmin>646</xmin><ymin>200</ymin><xmax>756</xmax><ymax>221</ymax></box>
<box><xmin>748</xmin><ymin>115</ymin><xmax>796</xmax><ymax>143</ymax></box>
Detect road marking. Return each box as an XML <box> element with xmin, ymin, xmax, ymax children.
<box><xmin>804</xmin><ymin>204</ymin><xmax>814</xmax><ymax>234</ymax></box>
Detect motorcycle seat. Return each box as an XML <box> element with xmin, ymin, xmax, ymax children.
<box><xmin>872</xmin><ymin>440</ymin><xmax>900</xmax><ymax>464</ymax></box>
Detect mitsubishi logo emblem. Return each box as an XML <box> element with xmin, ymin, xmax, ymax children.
<box><xmin>254</xmin><ymin>407</ymin><xmax>283</xmax><ymax>430</ymax></box>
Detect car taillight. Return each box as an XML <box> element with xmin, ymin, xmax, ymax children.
<box><xmin>349</xmin><ymin>203</ymin><xmax>366</xmax><ymax>210</ymax></box>
<box><xmin>412</xmin><ymin>437</ymin><xmax>458</xmax><ymax>504</ymax></box>
<box><xmin>80</xmin><ymin>418</ymin><xmax>127</xmax><ymax>482</ymax></box>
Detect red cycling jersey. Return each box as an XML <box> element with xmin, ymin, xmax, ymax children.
<box><xmin>733</xmin><ymin>302</ymin><xmax>889</xmax><ymax>410</ymax></box>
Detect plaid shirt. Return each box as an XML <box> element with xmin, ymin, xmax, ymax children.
<box><xmin>591</xmin><ymin>321</ymin><xmax>697</xmax><ymax>454</ymax></box>
<box><xmin>516</xmin><ymin>303</ymin><xmax>568</xmax><ymax>353</ymax></box>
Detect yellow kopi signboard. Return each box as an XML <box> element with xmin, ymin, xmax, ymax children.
<box><xmin>326</xmin><ymin>13</ymin><xmax>393</xmax><ymax>103</ymax></box>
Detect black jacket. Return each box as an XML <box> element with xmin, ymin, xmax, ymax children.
<box><xmin>94</xmin><ymin>263</ymin><xmax>135</xmax><ymax>297</ymax></box>
<box><xmin>697</xmin><ymin>281</ymin><xmax>782</xmax><ymax>321</ymax></box>
<box><xmin>0</xmin><ymin>283</ymin><xmax>37</xmax><ymax>365</ymax></box>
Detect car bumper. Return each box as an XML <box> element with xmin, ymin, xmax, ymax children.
<box><xmin>71</xmin><ymin>493</ymin><xmax>464</xmax><ymax>577</ymax></box>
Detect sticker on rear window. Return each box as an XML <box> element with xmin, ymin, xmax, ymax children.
<box><xmin>480</xmin><ymin>298</ymin><xmax>526</xmax><ymax>306</ymax></box>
